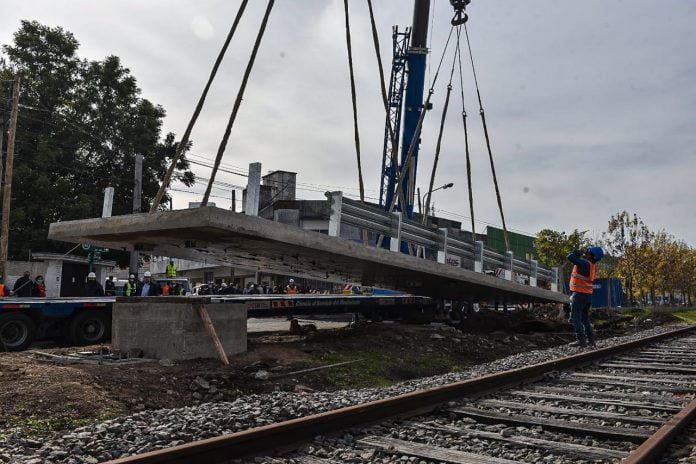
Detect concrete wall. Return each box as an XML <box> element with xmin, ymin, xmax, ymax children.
<box><xmin>112</xmin><ymin>297</ymin><xmax>247</xmax><ymax>360</ymax></box>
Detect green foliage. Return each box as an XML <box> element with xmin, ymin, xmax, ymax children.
<box><xmin>535</xmin><ymin>228</ymin><xmax>588</xmax><ymax>268</ymax></box>
<box><xmin>674</xmin><ymin>310</ymin><xmax>696</xmax><ymax>324</ymax></box>
<box><xmin>0</xmin><ymin>20</ymin><xmax>195</xmax><ymax>264</ymax></box>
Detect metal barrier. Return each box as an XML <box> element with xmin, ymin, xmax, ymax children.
<box><xmin>326</xmin><ymin>192</ymin><xmax>560</xmax><ymax>291</ymax></box>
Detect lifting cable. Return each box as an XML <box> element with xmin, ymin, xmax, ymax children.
<box><xmin>464</xmin><ymin>23</ymin><xmax>510</xmax><ymax>251</ymax></box>
<box><xmin>422</xmin><ymin>45</ymin><xmax>457</xmax><ymax>225</ymax></box>
<box><xmin>456</xmin><ymin>26</ymin><xmax>476</xmax><ymax>236</ymax></box>
<box><xmin>343</xmin><ymin>0</ymin><xmax>366</xmax><ymax>206</ymax></box>
<box><xmin>376</xmin><ymin>25</ymin><xmax>456</xmax><ymax>249</ymax></box>
<box><xmin>150</xmin><ymin>0</ymin><xmax>249</xmax><ymax>213</ymax></box>
<box><xmin>201</xmin><ymin>0</ymin><xmax>275</xmax><ymax>207</ymax></box>
<box><xmin>366</xmin><ymin>0</ymin><xmax>408</xmax><ymax>231</ymax></box>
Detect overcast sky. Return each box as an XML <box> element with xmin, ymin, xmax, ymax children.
<box><xmin>2</xmin><ymin>0</ymin><xmax>695</xmax><ymax>245</ymax></box>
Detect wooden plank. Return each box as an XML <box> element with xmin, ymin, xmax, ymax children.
<box><xmin>449</xmin><ymin>406</ymin><xmax>652</xmax><ymax>443</ymax></box>
<box><xmin>418</xmin><ymin>422</ymin><xmax>627</xmax><ymax>461</ymax></box>
<box><xmin>358</xmin><ymin>436</ymin><xmax>521</xmax><ymax>464</ymax></box>
<box><xmin>507</xmin><ymin>390</ymin><xmax>682</xmax><ymax>413</ymax></box>
<box><xmin>556</xmin><ymin>377</ymin><xmax>693</xmax><ymax>394</ymax></box>
<box><xmin>599</xmin><ymin>362</ymin><xmax>696</xmax><ymax>374</ymax></box>
<box><xmin>196</xmin><ymin>304</ymin><xmax>229</xmax><ymax>365</ymax></box>
<box><xmin>615</xmin><ymin>356</ymin><xmax>696</xmax><ymax>365</ymax></box>
<box><xmin>529</xmin><ymin>386</ymin><xmax>686</xmax><ymax>405</ymax></box>
<box><xmin>570</xmin><ymin>372</ymin><xmax>696</xmax><ymax>386</ymax></box>
<box><xmin>478</xmin><ymin>399</ymin><xmax>663</xmax><ymax>425</ymax></box>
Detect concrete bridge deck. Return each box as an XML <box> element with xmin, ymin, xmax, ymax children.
<box><xmin>48</xmin><ymin>207</ymin><xmax>568</xmax><ymax>305</ymax></box>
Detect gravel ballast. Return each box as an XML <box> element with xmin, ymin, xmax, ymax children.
<box><xmin>0</xmin><ymin>325</ymin><xmax>688</xmax><ymax>464</ymax></box>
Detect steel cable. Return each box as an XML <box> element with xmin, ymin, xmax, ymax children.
<box><xmin>201</xmin><ymin>0</ymin><xmax>275</xmax><ymax>206</ymax></box>
<box><xmin>464</xmin><ymin>23</ymin><xmax>510</xmax><ymax>250</ymax></box>
<box><xmin>456</xmin><ymin>26</ymin><xmax>476</xmax><ymax>236</ymax></box>
<box><xmin>151</xmin><ymin>0</ymin><xmax>249</xmax><ymax>212</ymax></box>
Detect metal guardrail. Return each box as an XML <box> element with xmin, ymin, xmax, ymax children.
<box><xmin>327</xmin><ymin>192</ymin><xmax>560</xmax><ymax>292</ymax></box>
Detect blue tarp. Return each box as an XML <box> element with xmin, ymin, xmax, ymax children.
<box><xmin>592</xmin><ymin>277</ymin><xmax>624</xmax><ymax>307</ymax></box>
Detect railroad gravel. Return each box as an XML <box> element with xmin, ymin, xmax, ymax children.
<box><xmin>0</xmin><ymin>325</ymin><xmax>685</xmax><ymax>464</ymax></box>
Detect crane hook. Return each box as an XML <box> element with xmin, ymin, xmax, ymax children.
<box><xmin>450</xmin><ymin>0</ymin><xmax>471</xmax><ymax>26</ymax></box>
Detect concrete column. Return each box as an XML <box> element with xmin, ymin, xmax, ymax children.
<box><xmin>504</xmin><ymin>251</ymin><xmax>514</xmax><ymax>281</ymax></box>
<box><xmin>102</xmin><ymin>187</ymin><xmax>114</xmax><ymax>218</ymax></box>
<box><xmin>44</xmin><ymin>259</ymin><xmax>62</xmax><ymax>297</ymax></box>
<box><xmin>551</xmin><ymin>267</ymin><xmax>559</xmax><ymax>292</ymax></box>
<box><xmin>245</xmin><ymin>162</ymin><xmax>262</xmax><ymax>216</ymax></box>
<box><xmin>474</xmin><ymin>241</ymin><xmax>484</xmax><ymax>273</ymax></box>
<box><xmin>437</xmin><ymin>228</ymin><xmax>448</xmax><ymax>264</ymax></box>
<box><xmin>327</xmin><ymin>191</ymin><xmax>342</xmax><ymax>237</ymax></box>
<box><xmin>529</xmin><ymin>259</ymin><xmax>538</xmax><ymax>287</ymax></box>
<box><xmin>390</xmin><ymin>212</ymin><xmax>402</xmax><ymax>252</ymax></box>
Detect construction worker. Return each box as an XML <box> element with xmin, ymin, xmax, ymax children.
<box><xmin>13</xmin><ymin>271</ymin><xmax>33</xmax><ymax>297</ymax></box>
<box><xmin>104</xmin><ymin>276</ymin><xmax>116</xmax><ymax>296</ymax></box>
<box><xmin>567</xmin><ymin>246</ymin><xmax>604</xmax><ymax>347</ymax></box>
<box><xmin>85</xmin><ymin>272</ymin><xmax>105</xmax><ymax>297</ymax></box>
<box><xmin>0</xmin><ymin>276</ymin><xmax>5</xmax><ymax>297</ymax></box>
<box><xmin>137</xmin><ymin>271</ymin><xmax>160</xmax><ymax>296</ymax></box>
<box><xmin>166</xmin><ymin>260</ymin><xmax>177</xmax><ymax>278</ymax></box>
<box><xmin>162</xmin><ymin>281</ymin><xmax>172</xmax><ymax>296</ymax></box>
<box><xmin>124</xmin><ymin>275</ymin><xmax>137</xmax><ymax>296</ymax></box>
<box><xmin>285</xmin><ymin>278</ymin><xmax>299</xmax><ymax>295</ymax></box>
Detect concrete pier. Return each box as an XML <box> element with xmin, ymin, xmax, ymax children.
<box><xmin>113</xmin><ymin>297</ymin><xmax>246</xmax><ymax>360</ymax></box>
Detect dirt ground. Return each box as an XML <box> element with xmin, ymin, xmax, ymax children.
<box><xmin>0</xmin><ymin>306</ymin><xmax>681</xmax><ymax>438</ymax></box>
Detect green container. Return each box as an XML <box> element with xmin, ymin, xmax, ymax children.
<box><xmin>485</xmin><ymin>226</ymin><xmax>537</xmax><ymax>260</ymax></box>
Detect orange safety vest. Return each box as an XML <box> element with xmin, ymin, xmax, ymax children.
<box><xmin>570</xmin><ymin>261</ymin><xmax>596</xmax><ymax>294</ymax></box>
<box><xmin>286</xmin><ymin>285</ymin><xmax>298</xmax><ymax>295</ymax></box>
<box><xmin>162</xmin><ymin>285</ymin><xmax>170</xmax><ymax>296</ymax></box>
<box><xmin>0</xmin><ymin>284</ymin><xmax>5</xmax><ymax>297</ymax></box>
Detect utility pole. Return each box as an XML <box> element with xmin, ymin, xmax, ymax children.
<box><xmin>0</xmin><ymin>78</ymin><xmax>20</xmax><ymax>278</ymax></box>
<box><xmin>129</xmin><ymin>153</ymin><xmax>143</xmax><ymax>277</ymax></box>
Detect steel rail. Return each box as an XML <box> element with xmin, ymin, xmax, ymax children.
<box><xmin>622</xmin><ymin>397</ymin><xmax>696</xmax><ymax>464</ymax></box>
<box><xmin>105</xmin><ymin>325</ymin><xmax>696</xmax><ymax>464</ymax></box>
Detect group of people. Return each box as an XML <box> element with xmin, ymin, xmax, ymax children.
<box><xmin>0</xmin><ymin>271</ymin><xmax>46</xmax><ymax>297</ymax></box>
<box><xmin>85</xmin><ymin>272</ymin><xmax>185</xmax><ymax>297</ymax></box>
<box><xmin>195</xmin><ymin>278</ymin><xmax>309</xmax><ymax>296</ymax></box>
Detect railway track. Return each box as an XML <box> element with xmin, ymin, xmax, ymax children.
<box><xmin>107</xmin><ymin>326</ymin><xmax>696</xmax><ymax>464</ymax></box>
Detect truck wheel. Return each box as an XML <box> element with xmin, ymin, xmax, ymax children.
<box><xmin>0</xmin><ymin>312</ymin><xmax>36</xmax><ymax>351</ymax></box>
<box><xmin>68</xmin><ymin>311</ymin><xmax>110</xmax><ymax>346</ymax></box>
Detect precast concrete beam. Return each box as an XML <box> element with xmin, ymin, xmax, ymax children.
<box><xmin>48</xmin><ymin>207</ymin><xmax>568</xmax><ymax>305</ymax></box>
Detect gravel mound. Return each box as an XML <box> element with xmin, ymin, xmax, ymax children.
<box><xmin>0</xmin><ymin>325</ymin><xmax>685</xmax><ymax>464</ymax></box>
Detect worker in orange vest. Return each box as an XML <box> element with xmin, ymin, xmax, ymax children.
<box><xmin>162</xmin><ymin>281</ymin><xmax>172</xmax><ymax>296</ymax></box>
<box><xmin>285</xmin><ymin>278</ymin><xmax>299</xmax><ymax>295</ymax></box>
<box><xmin>567</xmin><ymin>246</ymin><xmax>604</xmax><ymax>347</ymax></box>
<box><xmin>0</xmin><ymin>276</ymin><xmax>6</xmax><ymax>297</ymax></box>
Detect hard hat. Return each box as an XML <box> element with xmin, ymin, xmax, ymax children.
<box><xmin>588</xmin><ymin>246</ymin><xmax>604</xmax><ymax>262</ymax></box>
<box><xmin>129</xmin><ymin>274</ymin><xmax>135</xmax><ymax>279</ymax></box>
<box><xmin>289</xmin><ymin>278</ymin><xmax>294</xmax><ymax>283</ymax></box>
<box><xmin>144</xmin><ymin>271</ymin><xmax>152</xmax><ymax>277</ymax></box>
<box><xmin>88</xmin><ymin>272</ymin><xmax>96</xmax><ymax>278</ymax></box>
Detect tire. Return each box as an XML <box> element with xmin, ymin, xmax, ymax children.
<box><xmin>68</xmin><ymin>311</ymin><xmax>111</xmax><ymax>346</ymax></box>
<box><xmin>0</xmin><ymin>312</ymin><xmax>37</xmax><ymax>351</ymax></box>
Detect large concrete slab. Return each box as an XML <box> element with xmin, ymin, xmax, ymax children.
<box><xmin>112</xmin><ymin>297</ymin><xmax>246</xmax><ymax>360</ymax></box>
<box><xmin>48</xmin><ymin>207</ymin><xmax>567</xmax><ymax>304</ymax></box>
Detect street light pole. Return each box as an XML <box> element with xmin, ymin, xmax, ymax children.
<box><xmin>422</xmin><ymin>182</ymin><xmax>453</xmax><ymax>224</ymax></box>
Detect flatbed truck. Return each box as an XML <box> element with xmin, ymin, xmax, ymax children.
<box><xmin>0</xmin><ymin>294</ymin><xmax>435</xmax><ymax>351</ymax></box>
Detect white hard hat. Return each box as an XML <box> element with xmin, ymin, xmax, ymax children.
<box><xmin>144</xmin><ymin>271</ymin><xmax>152</xmax><ymax>277</ymax></box>
<box><xmin>88</xmin><ymin>272</ymin><xmax>96</xmax><ymax>278</ymax></box>
<box><xmin>289</xmin><ymin>278</ymin><xmax>294</xmax><ymax>283</ymax></box>
<box><xmin>129</xmin><ymin>274</ymin><xmax>135</xmax><ymax>279</ymax></box>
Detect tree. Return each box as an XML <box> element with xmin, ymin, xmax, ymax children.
<box><xmin>536</xmin><ymin>228</ymin><xmax>588</xmax><ymax>289</ymax></box>
<box><xmin>0</xmin><ymin>21</ymin><xmax>195</xmax><ymax>264</ymax></box>
<box><xmin>602</xmin><ymin>211</ymin><xmax>651</xmax><ymax>302</ymax></box>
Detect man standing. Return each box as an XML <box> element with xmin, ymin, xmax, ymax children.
<box><xmin>166</xmin><ymin>260</ymin><xmax>177</xmax><ymax>278</ymax></box>
<box><xmin>85</xmin><ymin>272</ymin><xmax>105</xmax><ymax>297</ymax></box>
<box><xmin>567</xmin><ymin>246</ymin><xmax>604</xmax><ymax>347</ymax></box>
<box><xmin>104</xmin><ymin>276</ymin><xmax>116</xmax><ymax>296</ymax></box>
<box><xmin>285</xmin><ymin>278</ymin><xmax>299</xmax><ymax>295</ymax></box>
<box><xmin>137</xmin><ymin>271</ymin><xmax>160</xmax><ymax>297</ymax></box>
<box><xmin>0</xmin><ymin>276</ymin><xmax>6</xmax><ymax>297</ymax></box>
<box><xmin>124</xmin><ymin>274</ymin><xmax>137</xmax><ymax>296</ymax></box>
<box><xmin>13</xmin><ymin>271</ymin><xmax>33</xmax><ymax>297</ymax></box>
